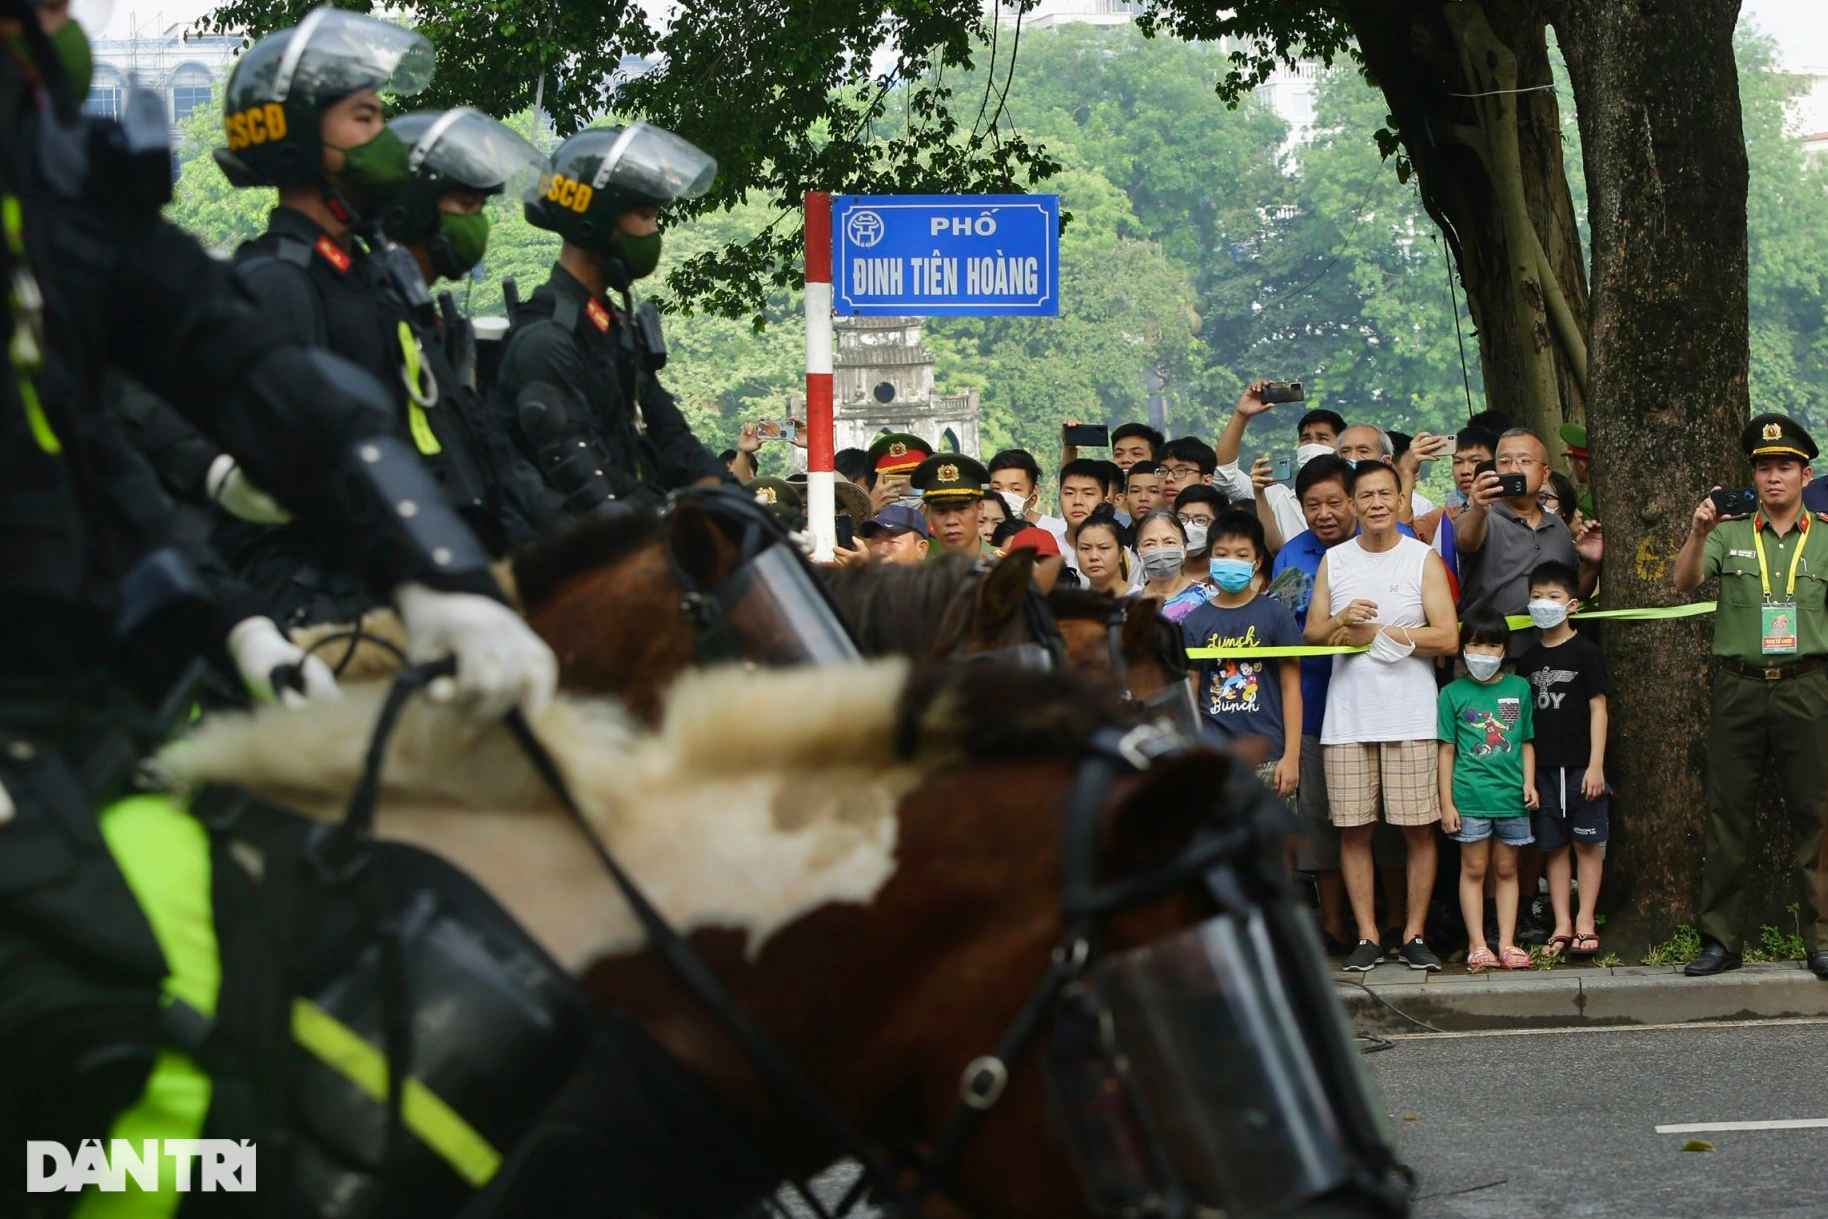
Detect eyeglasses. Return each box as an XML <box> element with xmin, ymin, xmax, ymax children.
<box><xmin>1177</xmin><ymin>514</ymin><xmax>1215</xmax><ymax>527</ymax></box>
<box><xmin>1159</xmin><ymin>464</ymin><xmax>1202</xmax><ymax>480</ymax></box>
<box><xmin>1496</xmin><ymin>455</ymin><xmax>1542</xmax><ymax>470</ymax></box>
<box><xmin>1537</xmin><ymin>491</ymin><xmax>1562</xmax><ymax>508</ymax></box>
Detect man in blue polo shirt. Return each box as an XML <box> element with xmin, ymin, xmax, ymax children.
<box><xmin>1270</xmin><ymin>454</ymin><xmax>1414</xmax><ymax>953</ymax></box>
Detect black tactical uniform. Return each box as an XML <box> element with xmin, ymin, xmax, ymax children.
<box><xmin>0</xmin><ymin>11</ymin><xmax>506</xmax><ymax>1201</ymax></box>
<box><xmin>378</xmin><ymin>107</ymin><xmax>564</xmax><ymax>548</ymax></box>
<box><xmin>491</xmin><ymin>123</ymin><xmax>726</xmax><ymax>512</ymax></box>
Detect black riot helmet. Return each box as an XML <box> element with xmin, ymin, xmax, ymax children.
<box><xmin>522</xmin><ymin>122</ymin><xmax>716</xmax><ymax>252</ymax></box>
<box><xmin>213</xmin><ymin>6</ymin><xmax>434</xmax><ymax>191</ymax></box>
<box><xmin>381</xmin><ymin>108</ymin><xmax>548</xmax><ymax>278</ymax></box>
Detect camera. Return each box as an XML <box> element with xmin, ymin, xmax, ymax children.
<box><xmin>756</xmin><ymin>419</ymin><xmax>799</xmax><ymax>443</ymax></box>
<box><xmin>1259</xmin><ymin>381</ymin><xmax>1305</xmax><ymax>405</ymax></box>
<box><xmin>1710</xmin><ymin>488</ymin><xmax>1757</xmax><ymax>518</ymax></box>
<box><xmin>1474</xmin><ymin>460</ymin><xmax>1528</xmax><ymax>498</ymax></box>
<box><xmin>1063</xmin><ymin>423</ymin><xmax>1109</xmax><ymax>448</ymax></box>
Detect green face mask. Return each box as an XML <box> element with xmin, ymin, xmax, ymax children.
<box><xmin>50</xmin><ymin>22</ymin><xmax>93</xmax><ymax>100</ymax></box>
<box><xmin>434</xmin><ymin>209</ymin><xmax>490</xmax><ymax>279</ymax></box>
<box><xmin>608</xmin><ymin>229</ymin><xmax>662</xmax><ymax>280</ymax></box>
<box><xmin>331</xmin><ymin>126</ymin><xmax>410</xmax><ymax>211</ymax></box>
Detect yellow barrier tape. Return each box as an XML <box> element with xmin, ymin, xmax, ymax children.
<box><xmin>1189</xmin><ymin>602</ymin><xmax>1721</xmax><ymax>659</ymax></box>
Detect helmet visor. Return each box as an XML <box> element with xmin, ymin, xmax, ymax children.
<box><xmin>589</xmin><ymin>121</ymin><xmax>717</xmax><ymax>202</ymax></box>
<box><xmin>403</xmin><ymin>107</ymin><xmax>549</xmax><ymax>197</ymax></box>
<box><xmin>714</xmin><ymin>544</ymin><xmax>860</xmax><ymax>667</ymax></box>
<box><xmin>273</xmin><ymin>7</ymin><xmax>435</xmax><ymax>107</ymax></box>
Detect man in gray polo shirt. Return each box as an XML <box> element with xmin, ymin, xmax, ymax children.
<box><xmin>1458</xmin><ymin>429</ymin><xmax>1604</xmax><ymax>656</ymax></box>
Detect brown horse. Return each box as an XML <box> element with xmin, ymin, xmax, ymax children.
<box><xmin>165</xmin><ymin>658</ymin><xmax>1253</xmax><ymax>1219</ymax></box>
<box><xmin>515</xmin><ymin>501</ymin><xmax>1055</xmax><ymax>721</ymax></box>
<box><xmin>1048</xmin><ymin>587</ymin><xmax>1192</xmax><ymax>708</ymax></box>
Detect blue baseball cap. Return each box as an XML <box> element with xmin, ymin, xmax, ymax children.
<box><xmin>859</xmin><ymin>503</ymin><xmax>929</xmax><ymax>539</ymax></box>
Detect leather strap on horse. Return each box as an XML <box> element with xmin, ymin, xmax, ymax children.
<box><xmin>500</xmin><ymin>707</ymin><xmax>917</xmax><ymax>1219</ymax></box>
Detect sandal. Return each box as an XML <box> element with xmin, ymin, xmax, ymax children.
<box><xmin>1467</xmin><ymin>946</ymin><xmax>1499</xmax><ymax>971</ymax></box>
<box><xmin>1500</xmin><ymin>946</ymin><xmax>1532</xmax><ymax>970</ymax></box>
<box><xmin>1570</xmin><ymin>932</ymin><xmax>1601</xmax><ymax>957</ymax></box>
<box><xmin>1544</xmin><ymin>935</ymin><xmax>1573</xmax><ymax>961</ymax></box>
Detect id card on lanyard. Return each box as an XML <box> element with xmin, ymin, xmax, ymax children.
<box><xmin>1754</xmin><ymin>511</ymin><xmax>1808</xmax><ymax>655</ymax></box>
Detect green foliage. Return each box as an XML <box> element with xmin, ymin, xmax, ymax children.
<box><xmin>1642</xmin><ymin>924</ymin><xmax>1702</xmax><ymax>967</ymax></box>
<box><xmin>163</xmin><ymin>88</ymin><xmax>268</xmax><ymax>253</ymax></box>
<box><xmin>1744</xmin><ymin>903</ymin><xmax>1808</xmax><ymax>962</ymax></box>
<box><xmin>1593</xmin><ymin>951</ymin><xmax>1622</xmax><ymax>969</ymax></box>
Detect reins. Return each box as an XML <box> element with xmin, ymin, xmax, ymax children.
<box><xmin>335</xmin><ymin>659</ymin><xmax>1217</xmax><ymax>1218</ymax></box>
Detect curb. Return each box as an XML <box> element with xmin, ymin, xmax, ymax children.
<box><xmin>1338</xmin><ymin>961</ymin><xmax>1828</xmax><ymax>1033</ymax></box>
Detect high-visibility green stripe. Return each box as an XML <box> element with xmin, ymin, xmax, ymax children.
<box><xmin>1189</xmin><ymin>602</ymin><xmax>1724</xmax><ymax>659</ymax></box>
<box><xmin>81</xmin><ymin>797</ymin><xmax>220</xmax><ymax>1219</ymax></box>
<box><xmin>291</xmin><ymin>999</ymin><xmax>502</xmax><ymax>1187</ymax></box>
<box><xmin>19</xmin><ymin>376</ymin><xmax>60</xmax><ymax>454</ymax></box>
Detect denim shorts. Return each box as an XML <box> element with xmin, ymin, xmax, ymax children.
<box><xmin>1451</xmin><ymin>815</ymin><xmax>1534</xmax><ymax>845</ymax></box>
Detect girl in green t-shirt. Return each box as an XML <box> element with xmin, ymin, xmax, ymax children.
<box><xmin>1438</xmin><ymin>610</ymin><xmax>1538</xmax><ymax>971</ymax></box>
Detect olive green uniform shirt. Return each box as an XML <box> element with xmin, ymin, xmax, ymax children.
<box><xmin>1702</xmin><ymin>513</ymin><xmax>1828</xmax><ymax>663</ymax></box>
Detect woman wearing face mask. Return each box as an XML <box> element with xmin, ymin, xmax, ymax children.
<box><xmin>1134</xmin><ymin>511</ymin><xmax>1212</xmax><ymax>623</ymax></box>
<box><xmin>1074</xmin><ymin>509</ymin><xmax>1130</xmax><ymax>596</ymax></box>
<box><xmin>978</xmin><ymin>490</ymin><xmax>1016</xmax><ymax>547</ymax></box>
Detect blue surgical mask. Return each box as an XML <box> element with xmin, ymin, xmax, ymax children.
<box><xmin>1209</xmin><ymin>557</ymin><xmax>1255</xmax><ymax>592</ymax></box>
<box><xmin>1464</xmin><ymin>652</ymin><xmax>1504</xmax><ymax>681</ymax></box>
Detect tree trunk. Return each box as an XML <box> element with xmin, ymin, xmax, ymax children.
<box><xmin>1342</xmin><ymin>0</ymin><xmax>1590</xmax><ymax>442</ymax></box>
<box><xmin>1548</xmin><ymin>0</ymin><xmax>1752</xmax><ymax>943</ymax></box>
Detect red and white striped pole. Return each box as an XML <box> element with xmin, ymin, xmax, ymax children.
<box><xmin>803</xmin><ymin>191</ymin><xmax>837</xmax><ymax>561</ymax></box>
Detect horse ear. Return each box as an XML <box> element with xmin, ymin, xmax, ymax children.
<box><xmin>1100</xmin><ymin>751</ymin><xmax>1233</xmax><ymax>876</ymax></box>
<box><xmin>670</xmin><ymin>500</ymin><xmax>739</xmax><ymax>589</ymax></box>
<box><xmin>972</xmin><ymin>550</ymin><xmax>1035</xmax><ymax>639</ymax></box>
<box><xmin>1120</xmin><ymin>598</ymin><xmax>1160</xmax><ymax>659</ymax></box>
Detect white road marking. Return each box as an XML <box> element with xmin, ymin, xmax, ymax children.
<box><xmin>1655</xmin><ymin>1118</ymin><xmax>1828</xmax><ymax>1134</ymax></box>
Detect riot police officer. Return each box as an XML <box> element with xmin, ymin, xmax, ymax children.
<box><xmin>1</xmin><ymin>0</ymin><xmax>553</xmax><ymax>1204</ymax></box>
<box><xmin>491</xmin><ymin>122</ymin><xmax>728</xmax><ymax>512</ymax></box>
<box><xmin>379</xmin><ymin>106</ymin><xmax>563</xmax><ymax>549</ymax></box>
<box><xmin>171</xmin><ymin>10</ymin><xmax>528</xmax><ymax>624</ymax></box>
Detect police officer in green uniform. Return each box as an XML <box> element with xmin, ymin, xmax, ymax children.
<box><xmin>1</xmin><ymin>0</ymin><xmax>555</xmax><ymax>1203</ymax></box>
<box><xmin>492</xmin><ymin>122</ymin><xmax>727</xmax><ymax>513</ymax></box>
<box><xmin>380</xmin><ymin>106</ymin><xmax>563</xmax><ymax>548</ymax></box>
<box><xmin>1674</xmin><ymin>412</ymin><xmax>1828</xmax><ymax>979</ymax></box>
<box><xmin>865</xmin><ymin>431</ymin><xmax>933</xmax><ymax>511</ymax></box>
<box><xmin>912</xmin><ymin>453</ymin><xmax>992</xmax><ymax>558</ymax></box>
<box><xmin>746</xmin><ymin>475</ymin><xmax>804</xmax><ymax>527</ymax></box>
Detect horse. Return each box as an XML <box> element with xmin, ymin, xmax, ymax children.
<box><xmin>1048</xmin><ymin>587</ymin><xmax>1193</xmax><ymax>707</ymax></box>
<box><xmin>161</xmin><ymin>656</ymin><xmax>1386</xmax><ymax>1219</ymax></box>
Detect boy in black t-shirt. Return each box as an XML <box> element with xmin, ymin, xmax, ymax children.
<box><xmin>1517</xmin><ymin>561</ymin><xmax>1610</xmax><ymax>960</ymax></box>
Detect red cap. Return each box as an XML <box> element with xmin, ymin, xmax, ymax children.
<box><xmin>1000</xmin><ymin>526</ymin><xmax>1062</xmax><ymax>558</ymax></box>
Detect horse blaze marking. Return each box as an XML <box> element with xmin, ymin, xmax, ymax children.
<box><xmin>1636</xmin><ymin>536</ymin><xmax>1668</xmax><ymax>582</ymax></box>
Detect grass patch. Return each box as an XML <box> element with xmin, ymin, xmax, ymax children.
<box><xmin>1642</xmin><ymin>924</ymin><xmax>1702</xmax><ymax>967</ymax></box>
<box><xmin>1746</xmin><ymin>904</ymin><xmax>1808</xmax><ymax>963</ymax></box>
<box><xmin>1594</xmin><ymin>951</ymin><xmax>1622</xmax><ymax>969</ymax></box>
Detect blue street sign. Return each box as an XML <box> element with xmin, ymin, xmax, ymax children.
<box><xmin>832</xmin><ymin>194</ymin><xmax>1060</xmax><ymax>317</ymax></box>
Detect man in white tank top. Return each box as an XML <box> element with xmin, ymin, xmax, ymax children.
<box><xmin>1305</xmin><ymin>462</ymin><xmax>1461</xmax><ymax>973</ymax></box>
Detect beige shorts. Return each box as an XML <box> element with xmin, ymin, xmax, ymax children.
<box><xmin>1323</xmin><ymin>740</ymin><xmax>1440</xmax><ymax>828</ymax></box>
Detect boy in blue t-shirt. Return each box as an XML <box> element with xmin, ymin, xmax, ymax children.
<box><xmin>1438</xmin><ymin>609</ymin><xmax>1538</xmax><ymax>971</ymax></box>
<box><xmin>1182</xmin><ymin>511</ymin><xmax>1303</xmax><ymax>798</ymax></box>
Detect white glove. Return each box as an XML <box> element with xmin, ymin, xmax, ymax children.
<box><xmin>393</xmin><ymin>582</ymin><xmax>556</xmax><ymax>721</ymax></box>
<box><xmin>226</xmin><ymin>616</ymin><xmax>341</xmax><ymax>708</ymax></box>
<box><xmin>207</xmin><ymin>453</ymin><xmax>293</xmax><ymax>524</ymax></box>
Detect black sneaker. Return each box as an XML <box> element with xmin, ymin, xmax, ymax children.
<box><xmin>1515</xmin><ymin>912</ymin><xmax>1549</xmax><ymax>947</ymax></box>
<box><xmin>1398</xmin><ymin>937</ymin><xmax>1442</xmax><ymax>971</ymax></box>
<box><xmin>1342</xmin><ymin>939</ymin><xmax>1383</xmax><ymax>972</ymax></box>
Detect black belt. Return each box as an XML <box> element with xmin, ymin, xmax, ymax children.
<box><xmin>1718</xmin><ymin>656</ymin><xmax>1828</xmax><ymax>681</ymax></box>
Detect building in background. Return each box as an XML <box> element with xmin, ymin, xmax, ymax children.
<box><xmin>788</xmin><ymin>317</ymin><xmax>982</xmax><ymax>465</ymax></box>
<box><xmin>87</xmin><ymin>20</ymin><xmax>242</xmax><ymax>142</ymax></box>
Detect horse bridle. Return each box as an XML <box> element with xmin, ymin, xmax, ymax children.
<box><xmin>659</xmin><ymin>486</ymin><xmax>861</xmax><ymax>665</ymax></box>
<box><xmin>951</xmin><ymin>564</ymin><xmax>1071</xmax><ymax>672</ymax></box>
<box><xmin>502</xmin><ymin>700</ymin><xmax>1238</xmax><ymax>1218</ymax></box>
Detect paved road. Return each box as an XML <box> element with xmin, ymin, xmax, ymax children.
<box><xmin>779</xmin><ymin>1019</ymin><xmax>1828</xmax><ymax>1218</ymax></box>
<box><xmin>1371</xmin><ymin>1019</ymin><xmax>1828</xmax><ymax>1218</ymax></box>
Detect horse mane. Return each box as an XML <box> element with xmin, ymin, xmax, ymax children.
<box><xmin>511</xmin><ymin>509</ymin><xmax>665</xmax><ymax>612</ymax></box>
<box><xmin>817</xmin><ymin>551</ymin><xmax>980</xmax><ymax>656</ymax></box>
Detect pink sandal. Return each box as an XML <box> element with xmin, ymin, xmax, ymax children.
<box><xmin>1467</xmin><ymin>947</ymin><xmax>1498</xmax><ymax>971</ymax></box>
<box><xmin>1500</xmin><ymin>946</ymin><xmax>1532</xmax><ymax>970</ymax></box>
